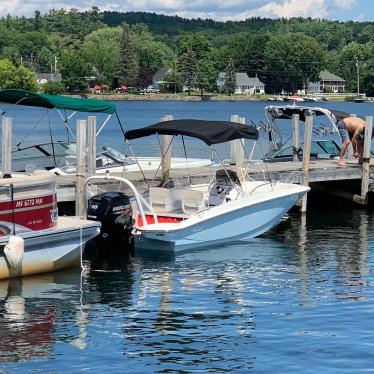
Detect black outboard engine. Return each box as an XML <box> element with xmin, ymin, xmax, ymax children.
<box><xmin>87</xmin><ymin>191</ymin><xmax>134</xmax><ymax>248</ymax></box>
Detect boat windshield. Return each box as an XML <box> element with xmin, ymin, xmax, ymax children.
<box><xmin>101</xmin><ymin>147</ymin><xmax>136</xmax><ymax>165</ymax></box>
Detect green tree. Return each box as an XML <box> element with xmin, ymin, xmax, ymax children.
<box><xmin>178</xmin><ymin>33</ymin><xmax>212</xmax><ymax>61</ymax></box>
<box><xmin>361</xmin><ymin>42</ymin><xmax>374</xmax><ymax>96</ymax></box>
<box><xmin>118</xmin><ymin>22</ymin><xmax>138</xmax><ymax>86</ymax></box>
<box><xmin>0</xmin><ymin>59</ymin><xmax>16</xmax><ymax>88</ymax></box>
<box><xmin>37</xmin><ymin>46</ymin><xmax>54</xmax><ymax>73</ymax></box>
<box><xmin>43</xmin><ymin>80</ymin><xmax>65</xmax><ymax>94</ymax></box>
<box><xmin>179</xmin><ymin>47</ymin><xmax>197</xmax><ymax>95</ymax></box>
<box><xmin>223</xmin><ymin>58</ymin><xmax>236</xmax><ymax>95</ymax></box>
<box><xmin>60</xmin><ymin>50</ymin><xmax>91</xmax><ymax>92</ymax></box>
<box><xmin>335</xmin><ymin>42</ymin><xmax>370</xmax><ymax>92</ymax></box>
<box><xmin>131</xmin><ymin>24</ymin><xmax>174</xmax><ymax>88</ymax></box>
<box><xmin>83</xmin><ymin>27</ymin><xmax>122</xmax><ymax>86</ymax></box>
<box><xmin>0</xmin><ymin>59</ymin><xmax>37</xmax><ymax>90</ymax></box>
<box><xmin>14</xmin><ymin>65</ymin><xmax>37</xmax><ymax>91</ymax></box>
<box><xmin>196</xmin><ymin>59</ymin><xmax>217</xmax><ymax>96</ymax></box>
<box><xmin>264</xmin><ymin>34</ymin><xmax>326</xmax><ymax>93</ymax></box>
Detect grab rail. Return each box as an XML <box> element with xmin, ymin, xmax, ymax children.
<box><xmin>83</xmin><ymin>174</ymin><xmax>158</xmax><ymax>226</ymax></box>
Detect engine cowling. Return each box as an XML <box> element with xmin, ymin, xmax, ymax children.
<box><xmin>87</xmin><ymin>191</ymin><xmax>133</xmax><ymax>246</ymax></box>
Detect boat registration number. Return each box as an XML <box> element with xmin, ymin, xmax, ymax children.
<box><xmin>15</xmin><ymin>198</ymin><xmax>43</xmax><ymax>208</ymax></box>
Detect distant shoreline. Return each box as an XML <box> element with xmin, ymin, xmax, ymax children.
<box><xmin>83</xmin><ymin>93</ymin><xmax>348</xmax><ymax>102</ymax></box>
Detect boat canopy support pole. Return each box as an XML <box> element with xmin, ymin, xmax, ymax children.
<box><xmin>211</xmin><ymin>146</ymin><xmax>242</xmax><ymax>196</ymax></box>
<box><xmin>57</xmin><ymin>109</ymin><xmax>76</xmax><ymax>140</ymax></box>
<box><xmin>125</xmin><ymin>139</ymin><xmax>150</xmax><ymax>189</ymax></box>
<box><xmin>96</xmin><ymin>114</ymin><xmax>112</xmax><ymax>137</ymax></box>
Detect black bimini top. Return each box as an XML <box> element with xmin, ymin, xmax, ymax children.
<box><xmin>125</xmin><ymin>119</ymin><xmax>259</xmax><ymax>145</ymax></box>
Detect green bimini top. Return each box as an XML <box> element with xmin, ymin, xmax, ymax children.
<box><xmin>0</xmin><ymin>89</ymin><xmax>116</xmax><ymax>114</ymax></box>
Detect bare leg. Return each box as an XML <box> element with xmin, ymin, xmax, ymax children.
<box><xmin>338</xmin><ymin>140</ymin><xmax>350</xmax><ymax>166</ymax></box>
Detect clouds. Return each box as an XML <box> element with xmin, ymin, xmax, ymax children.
<box><xmin>0</xmin><ymin>0</ymin><xmax>362</xmax><ymax>20</ymax></box>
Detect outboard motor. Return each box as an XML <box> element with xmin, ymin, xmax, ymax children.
<box><xmin>87</xmin><ymin>191</ymin><xmax>134</xmax><ymax>248</ymax></box>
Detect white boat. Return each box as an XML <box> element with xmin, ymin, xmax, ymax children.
<box><xmin>49</xmin><ymin>145</ymin><xmax>212</xmax><ymax>175</ymax></box>
<box><xmin>85</xmin><ymin>119</ymin><xmax>310</xmax><ymax>253</ymax></box>
<box><xmin>0</xmin><ymin>89</ymin><xmax>211</xmax><ymax>175</ymax></box>
<box><xmin>0</xmin><ymin>173</ymin><xmax>100</xmax><ymax>279</ymax></box>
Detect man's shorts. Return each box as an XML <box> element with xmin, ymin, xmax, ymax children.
<box><xmin>337</xmin><ymin>120</ymin><xmax>351</xmax><ymax>142</ymax></box>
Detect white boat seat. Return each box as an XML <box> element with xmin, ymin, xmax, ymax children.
<box><xmin>180</xmin><ymin>189</ymin><xmax>205</xmax><ymax>214</ymax></box>
<box><xmin>149</xmin><ymin>187</ymin><xmax>175</xmax><ymax>213</ymax></box>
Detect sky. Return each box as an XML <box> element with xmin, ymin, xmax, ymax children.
<box><xmin>0</xmin><ymin>0</ymin><xmax>373</xmax><ymax>21</ymax></box>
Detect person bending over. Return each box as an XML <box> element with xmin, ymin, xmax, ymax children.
<box><xmin>337</xmin><ymin>116</ymin><xmax>366</xmax><ymax>167</ymax></box>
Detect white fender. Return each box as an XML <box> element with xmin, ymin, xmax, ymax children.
<box><xmin>4</xmin><ymin>235</ymin><xmax>24</xmax><ymax>269</ymax></box>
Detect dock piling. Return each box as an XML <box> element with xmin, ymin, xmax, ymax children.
<box><xmin>354</xmin><ymin>115</ymin><xmax>373</xmax><ymax>205</ymax></box>
<box><xmin>1</xmin><ymin>117</ymin><xmax>12</xmax><ymax>174</ymax></box>
<box><xmin>87</xmin><ymin>116</ymin><xmax>96</xmax><ymax>176</ymax></box>
<box><xmin>75</xmin><ymin>119</ymin><xmax>87</xmax><ymax>217</ymax></box>
<box><xmin>292</xmin><ymin>114</ymin><xmax>300</xmax><ymax>162</ymax></box>
<box><xmin>301</xmin><ymin>115</ymin><xmax>313</xmax><ymax>212</ymax></box>
<box><xmin>160</xmin><ymin>115</ymin><xmax>173</xmax><ymax>186</ymax></box>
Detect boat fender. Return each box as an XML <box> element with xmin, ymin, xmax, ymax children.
<box><xmin>4</xmin><ymin>236</ymin><xmax>24</xmax><ymax>269</ymax></box>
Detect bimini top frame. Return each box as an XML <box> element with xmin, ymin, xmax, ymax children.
<box><xmin>263</xmin><ymin>105</ymin><xmax>348</xmax><ymax>155</ymax></box>
<box><xmin>0</xmin><ymin>89</ymin><xmax>124</xmax><ymax>143</ymax></box>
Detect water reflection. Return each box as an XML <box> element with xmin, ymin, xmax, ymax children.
<box><xmin>0</xmin><ymin>208</ymin><xmax>374</xmax><ymax>372</ymax></box>
<box><xmin>0</xmin><ymin>272</ymin><xmax>77</xmax><ymax>363</ymax></box>
<box><xmin>266</xmin><ymin>209</ymin><xmax>372</xmax><ymax>303</ymax></box>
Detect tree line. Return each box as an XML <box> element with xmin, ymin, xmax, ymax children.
<box><xmin>0</xmin><ymin>8</ymin><xmax>373</xmax><ymax>95</ymax></box>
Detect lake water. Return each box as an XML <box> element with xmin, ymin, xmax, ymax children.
<box><xmin>1</xmin><ymin>100</ymin><xmax>374</xmax><ymax>373</ymax></box>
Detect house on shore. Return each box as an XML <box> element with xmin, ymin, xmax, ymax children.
<box><xmin>152</xmin><ymin>68</ymin><xmax>172</xmax><ymax>89</ymax></box>
<box><xmin>217</xmin><ymin>72</ymin><xmax>265</xmax><ymax>94</ymax></box>
<box><xmin>308</xmin><ymin>70</ymin><xmax>346</xmax><ymax>93</ymax></box>
<box><xmin>36</xmin><ymin>72</ymin><xmax>62</xmax><ymax>85</ymax></box>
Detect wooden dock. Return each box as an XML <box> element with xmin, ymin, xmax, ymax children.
<box><xmin>55</xmin><ymin>158</ymin><xmax>374</xmax><ymax>204</ymax></box>
<box><xmin>2</xmin><ymin>112</ymin><xmax>374</xmax><ymax>212</ymax></box>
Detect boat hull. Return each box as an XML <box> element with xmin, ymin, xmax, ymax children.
<box><xmin>0</xmin><ymin>220</ymin><xmax>100</xmax><ymax>280</ymax></box>
<box><xmin>134</xmin><ymin>188</ymin><xmax>307</xmax><ymax>253</ymax></box>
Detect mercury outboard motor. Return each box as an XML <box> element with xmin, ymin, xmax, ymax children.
<box><xmin>87</xmin><ymin>191</ymin><xmax>134</xmax><ymax>248</ymax></box>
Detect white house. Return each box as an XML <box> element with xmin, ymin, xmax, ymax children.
<box><xmin>308</xmin><ymin>70</ymin><xmax>346</xmax><ymax>93</ymax></box>
<box><xmin>152</xmin><ymin>68</ymin><xmax>172</xmax><ymax>89</ymax></box>
<box><xmin>217</xmin><ymin>72</ymin><xmax>265</xmax><ymax>94</ymax></box>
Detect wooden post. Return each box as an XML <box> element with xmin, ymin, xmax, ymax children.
<box><xmin>87</xmin><ymin>116</ymin><xmax>96</xmax><ymax>176</ymax></box>
<box><xmin>301</xmin><ymin>115</ymin><xmax>313</xmax><ymax>213</ymax></box>
<box><xmin>2</xmin><ymin>117</ymin><xmax>12</xmax><ymax>175</ymax></box>
<box><xmin>359</xmin><ymin>116</ymin><xmax>373</xmax><ymax>205</ymax></box>
<box><xmin>230</xmin><ymin>115</ymin><xmax>240</xmax><ymax>164</ymax></box>
<box><xmin>292</xmin><ymin>114</ymin><xmax>300</xmax><ymax>162</ymax></box>
<box><xmin>235</xmin><ymin>116</ymin><xmax>245</xmax><ymax>167</ymax></box>
<box><xmin>160</xmin><ymin>115</ymin><xmax>173</xmax><ymax>186</ymax></box>
<box><xmin>75</xmin><ymin>120</ymin><xmax>87</xmax><ymax>217</ymax></box>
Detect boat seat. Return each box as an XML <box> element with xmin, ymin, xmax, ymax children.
<box><xmin>180</xmin><ymin>189</ymin><xmax>205</xmax><ymax>215</ymax></box>
<box><xmin>149</xmin><ymin>187</ymin><xmax>175</xmax><ymax>213</ymax></box>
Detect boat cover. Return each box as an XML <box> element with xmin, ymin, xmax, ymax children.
<box><xmin>266</xmin><ymin>105</ymin><xmax>350</xmax><ymax>123</ymax></box>
<box><xmin>0</xmin><ymin>89</ymin><xmax>116</xmax><ymax>114</ymax></box>
<box><xmin>125</xmin><ymin>119</ymin><xmax>259</xmax><ymax>145</ymax></box>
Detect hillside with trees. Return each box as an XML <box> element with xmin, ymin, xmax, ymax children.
<box><xmin>0</xmin><ymin>8</ymin><xmax>373</xmax><ymax>95</ymax></box>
